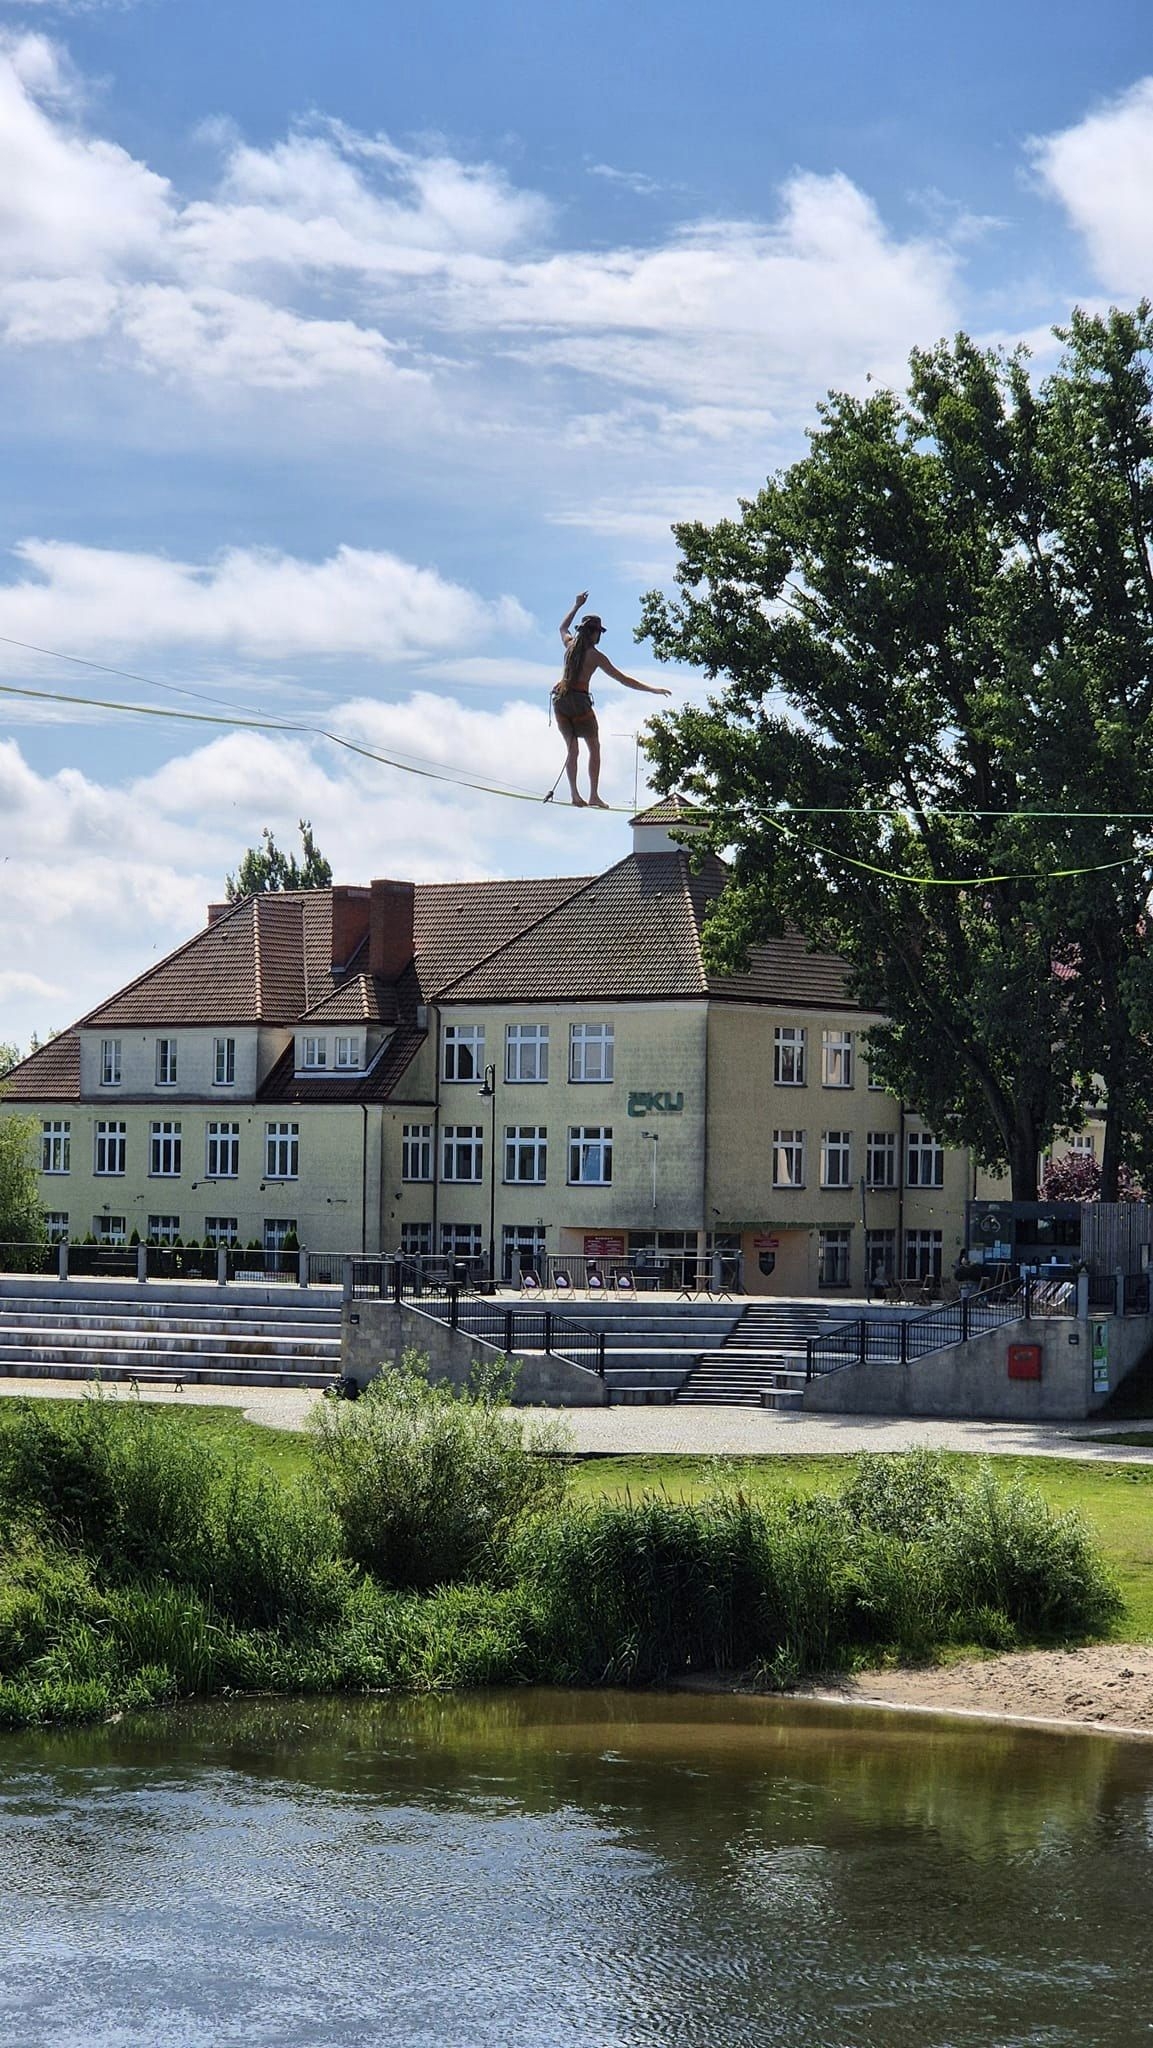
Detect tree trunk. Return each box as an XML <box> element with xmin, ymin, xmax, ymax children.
<box><xmin>1008</xmin><ymin>1122</ymin><xmax>1040</xmax><ymax>1203</ymax></box>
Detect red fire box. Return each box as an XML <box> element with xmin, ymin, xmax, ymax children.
<box><xmin>1007</xmin><ymin>1343</ymin><xmax>1042</xmax><ymax>1380</ymax></box>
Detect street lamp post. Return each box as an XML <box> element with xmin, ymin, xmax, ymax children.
<box><xmin>477</xmin><ymin>1062</ymin><xmax>498</xmax><ymax>1289</ymax></box>
<box><xmin>640</xmin><ymin>1129</ymin><xmax>659</xmax><ymax>1212</ymax></box>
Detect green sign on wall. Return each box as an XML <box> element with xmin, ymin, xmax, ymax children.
<box><xmin>627</xmin><ymin>1090</ymin><xmax>684</xmax><ymax>1118</ymax></box>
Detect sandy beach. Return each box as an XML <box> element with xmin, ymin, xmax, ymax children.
<box><xmin>801</xmin><ymin>1643</ymin><xmax>1153</xmax><ymax>1736</ymax></box>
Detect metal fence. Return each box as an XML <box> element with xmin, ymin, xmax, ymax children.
<box><xmin>405</xmin><ymin>1290</ymin><xmax>606</xmax><ymax>1378</ymax></box>
<box><xmin>806</xmin><ymin>1281</ymin><xmax>1041</xmax><ymax>1378</ymax></box>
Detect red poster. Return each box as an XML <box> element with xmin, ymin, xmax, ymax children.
<box><xmin>584</xmin><ymin>1234</ymin><xmax>627</xmax><ymax>1258</ymax></box>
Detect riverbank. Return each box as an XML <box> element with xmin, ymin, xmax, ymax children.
<box><xmin>797</xmin><ymin>1643</ymin><xmax>1153</xmax><ymax>1736</ymax></box>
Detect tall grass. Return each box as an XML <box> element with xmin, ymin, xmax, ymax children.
<box><xmin>0</xmin><ymin>1391</ymin><xmax>1123</xmax><ymax>1729</ymax></box>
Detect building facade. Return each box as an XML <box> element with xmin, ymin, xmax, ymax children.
<box><xmin>2</xmin><ymin>803</ymin><xmax>1004</xmax><ymax>1294</ymax></box>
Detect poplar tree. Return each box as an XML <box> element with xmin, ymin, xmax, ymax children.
<box><xmin>640</xmin><ymin>307</ymin><xmax>1153</xmax><ymax>1199</ymax></box>
<box><xmin>226</xmin><ymin>819</ymin><xmax>333</xmax><ymax>900</ymax></box>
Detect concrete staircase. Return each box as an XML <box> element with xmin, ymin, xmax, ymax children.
<box><xmin>676</xmin><ymin>1300</ymin><xmax>858</xmax><ymax>1406</ymax></box>
<box><xmin>0</xmin><ymin>1280</ymin><xmax>343</xmax><ymax>1390</ymax></box>
<box><xmin>451</xmin><ymin>1297</ymin><xmax>745</xmax><ymax>1403</ymax></box>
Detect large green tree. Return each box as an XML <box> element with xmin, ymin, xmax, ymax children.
<box><xmin>0</xmin><ymin>1109</ymin><xmax>45</xmax><ymax>1247</ymax></box>
<box><xmin>640</xmin><ymin>307</ymin><xmax>1153</xmax><ymax>1200</ymax></box>
<box><xmin>225</xmin><ymin>819</ymin><xmax>333</xmax><ymax>900</ymax></box>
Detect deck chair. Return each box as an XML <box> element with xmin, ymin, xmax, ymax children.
<box><xmin>519</xmin><ymin>1269</ymin><xmax>542</xmax><ymax>1295</ymax></box>
<box><xmin>612</xmin><ymin>1267</ymin><xmax>636</xmax><ymax>1294</ymax></box>
<box><xmin>586</xmin><ymin>1265</ymin><xmax>605</xmax><ymax>1295</ymax></box>
<box><xmin>554</xmin><ymin>1269</ymin><xmax>575</xmax><ymax>1297</ymax></box>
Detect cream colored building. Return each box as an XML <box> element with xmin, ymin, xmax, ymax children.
<box><xmin>3</xmin><ymin>802</ymin><xmax>1004</xmax><ymax>1294</ymax></box>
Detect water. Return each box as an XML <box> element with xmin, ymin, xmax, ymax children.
<box><xmin>1</xmin><ymin>1690</ymin><xmax>1152</xmax><ymax>2048</ymax></box>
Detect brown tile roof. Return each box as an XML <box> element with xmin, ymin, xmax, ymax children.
<box><xmin>300</xmin><ymin>975</ymin><xmax>399</xmax><ymax>1024</ymax></box>
<box><xmin>628</xmin><ymin>793</ymin><xmax>703</xmax><ymax>827</ymax></box>
<box><xmin>1</xmin><ymin>1030</ymin><xmax>81</xmax><ymax>1101</ymax></box>
<box><xmin>258</xmin><ymin>1025</ymin><xmax>427</xmax><ymax>1105</ymax></box>
<box><xmin>438</xmin><ymin>851</ymin><xmax>855</xmax><ymax>1008</ymax></box>
<box><xmin>411</xmin><ymin>877</ymin><xmax>590</xmax><ymax>999</ymax></box>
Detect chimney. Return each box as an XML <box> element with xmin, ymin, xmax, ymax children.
<box><xmin>331</xmin><ymin>885</ymin><xmax>371</xmax><ymax>971</ymax></box>
<box><xmin>369</xmin><ymin>879</ymin><xmax>416</xmax><ymax>981</ymax></box>
<box><xmin>207</xmin><ymin>902</ymin><xmax>231</xmax><ymax>925</ymax></box>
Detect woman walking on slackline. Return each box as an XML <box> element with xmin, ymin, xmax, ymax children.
<box><xmin>553</xmin><ymin>592</ymin><xmax>671</xmax><ymax>807</ymax></box>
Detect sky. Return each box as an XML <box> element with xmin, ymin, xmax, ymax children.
<box><xmin>0</xmin><ymin>0</ymin><xmax>1151</xmax><ymax>1050</ymax></box>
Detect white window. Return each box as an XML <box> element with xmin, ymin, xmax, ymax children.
<box><xmin>94</xmin><ymin>1214</ymin><xmax>127</xmax><ymax>1245</ymax></box>
<box><xmin>156</xmin><ymin>1038</ymin><xmax>177</xmax><ymax>1087</ymax></box>
<box><xmin>334</xmin><ymin>1035</ymin><xmax>361</xmax><ymax>1070</ymax></box>
<box><xmin>866</xmin><ymin>1062</ymin><xmax>886</xmax><ymax>1092</ymax></box>
<box><xmin>821</xmin><ymin>1130</ymin><xmax>852</xmax><ymax>1188</ymax></box>
<box><xmin>865</xmin><ymin>1229</ymin><xmax>897</xmax><ymax>1285</ymax></box>
<box><xmin>205</xmin><ymin>1122</ymin><xmax>240</xmax><ymax>1178</ymax></box>
<box><xmin>773</xmin><ymin>1026</ymin><xmax>806</xmax><ymax>1086</ymax></box>
<box><xmin>570</xmin><ymin>1023</ymin><xmax>614</xmax><ymax>1083</ymax></box>
<box><xmin>213</xmin><ymin>1037</ymin><xmax>236</xmax><ymax>1087</ymax></box>
<box><xmin>904</xmin><ymin>1229</ymin><xmax>943</xmax><ymax>1280</ymax></box>
<box><xmin>41</xmin><ymin>1120</ymin><xmax>71</xmax><ymax>1175</ymax></box>
<box><xmin>400</xmin><ymin>1221</ymin><xmax>433</xmax><ymax>1258</ymax></box>
<box><xmin>265</xmin><ymin>1122</ymin><xmax>300</xmax><ymax>1179</ymax></box>
<box><xmin>100</xmin><ymin>1039</ymin><xmax>122</xmax><ymax>1087</ymax></box>
<box><xmin>442</xmin><ymin>1125</ymin><xmax>483</xmax><ymax>1182</ymax></box>
<box><xmin>401</xmin><ymin>1124</ymin><xmax>434</xmax><ymax>1181</ymax></box>
<box><xmin>147</xmin><ymin>1214</ymin><xmax>180</xmax><ymax>1244</ymax></box>
<box><xmin>44</xmin><ymin>1212</ymin><xmax>69</xmax><ymax>1242</ymax></box>
<box><xmin>1069</xmin><ymin>1133</ymin><xmax>1095</xmax><ymax>1156</ymax></box>
<box><xmin>300</xmin><ymin>1035</ymin><xmax>327</xmax><ymax>1071</ymax></box>
<box><xmin>94</xmin><ymin>1121</ymin><xmax>127</xmax><ymax>1176</ymax></box>
<box><xmin>443</xmin><ymin>1024</ymin><xmax>485</xmax><ymax>1082</ymax></box>
<box><xmin>772</xmin><ymin>1129</ymin><xmax>806</xmax><ymax>1189</ymax></box>
<box><xmin>149</xmin><ymin>1121</ymin><xmax>182</xmax><ymax>1177</ymax></box>
<box><xmin>440</xmin><ymin>1222</ymin><xmax>483</xmax><ymax>1261</ymax></box>
<box><xmin>502</xmin><ymin>1223</ymin><xmax>547</xmax><ymax>1283</ymax></box>
<box><xmin>821</xmin><ymin>1030</ymin><xmax>854</xmax><ymax>1088</ymax></box>
<box><xmin>568</xmin><ymin>1126</ymin><xmax>613</xmax><ymax>1184</ymax></box>
<box><xmin>818</xmin><ymin>1228</ymin><xmax>852</xmax><ymax>1287</ymax></box>
<box><xmin>504</xmin><ymin>1126</ymin><xmax>547</xmax><ymax>1183</ymax></box>
<box><xmin>906</xmin><ymin>1130</ymin><xmax>945</xmax><ymax>1188</ymax></box>
<box><xmin>506</xmin><ymin>1023</ymin><xmax>549</xmax><ymax>1083</ymax></box>
<box><xmin>264</xmin><ymin>1218</ymin><xmax>296</xmax><ymax>1252</ymax></box>
<box><xmin>204</xmin><ymin>1217</ymin><xmax>239</xmax><ymax>1247</ymax></box>
<box><xmin>865</xmin><ymin>1131</ymin><xmax>897</xmax><ymax>1188</ymax></box>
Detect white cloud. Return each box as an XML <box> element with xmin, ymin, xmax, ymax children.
<box><xmin>1031</xmin><ymin>77</ymin><xmax>1153</xmax><ymax>292</ymax></box>
<box><xmin>0</xmin><ymin>539</ymin><xmax>530</xmax><ymax>661</ymax></box>
<box><xmin>0</xmin><ymin>700</ymin><xmax>646</xmax><ymax>1048</ymax></box>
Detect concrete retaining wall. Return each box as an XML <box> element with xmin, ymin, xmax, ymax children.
<box><xmin>343</xmin><ymin>1302</ymin><xmax>609</xmax><ymax>1406</ymax></box>
<box><xmin>803</xmin><ymin>1312</ymin><xmax>1152</xmax><ymax>1420</ymax></box>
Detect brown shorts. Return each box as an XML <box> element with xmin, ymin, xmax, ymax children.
<box><xmin>552</xmin><ymin>684</ymin><xmax>598</xmax><ymax>737</ymax></box>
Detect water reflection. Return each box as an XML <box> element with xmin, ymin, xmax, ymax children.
<box><xmin>0</xmin><ymin>1692</ymin><xmax>1150</xmax><ymax>2047</ymax></box>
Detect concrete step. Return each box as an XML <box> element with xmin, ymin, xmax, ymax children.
<box><xmin>0</xmin><ymin>1359</ymin><xmax>336</xmax><ymax>1389</ymax></box>
<box><xmin>0</xmin><ymin>1342</ymin><xmax>338</xmax><ymax>1371</ymax></box>
<box><xmin>0</xmin><ymin>1306</ymin><xmax>341</xmax><ymax>1337</ymax></box>
<box><xmin>0</xmin><ymin>1323</ymin><xmax>339</xmax><ymax>1354</ymax></box>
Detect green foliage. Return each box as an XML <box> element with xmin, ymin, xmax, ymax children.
<box><xmin>225</xmin><ymin>819</ymin><xmax>332</xmax><ymax>900</ymax></box>
<box><xmin>640</xmin><ymin>306</ymin><xmax>1153</xmax><ymax>1198</ymax></box>
<box><xmin>0</xmin><ymin>1043</ymin><xmax>20</xmax><ymax>1078</ymax></box>
<box><xmin>0</xmin><ymin>1109</ymin><xmax>46</xmax><ymax>1247</ymax></box>
<box><xmin>308</xmin><ymin>1351</ymin><xmax>571</xmax><ymax>1590</ymax></box>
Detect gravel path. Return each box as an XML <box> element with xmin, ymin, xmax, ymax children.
<box><xmin>1</xmin><ymin>1376</ymin><xmax>1151</xmax><ymax>1461</ymax></box>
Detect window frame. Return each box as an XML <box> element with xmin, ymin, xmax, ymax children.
<box><xmin>441</xmin><ymin>1124</ymin><xmax>484</xmax><ymax>1183</ymax></box>
<box><xmin>773</xmin><ymin>1026</ymin><xmax>807</xmax><ymax>1087</ymax></box>
<box><xmin>906</xmin><ymin>1130</ymin><xmax>945</xmax><ymax>1188</ymax></box>
<box><xmin>205</xmin><ymin>1121</ymin><xmax>240</xmax><ymax>1179</ymax></box>
<box><xmin>442</xmin><ymin>1024</ymin><xmax>485</xmax><ymax>1083</ymax></box>
<box><xmin>213</xmin><ymin>1036</ymin><xmax>237</xmax><ymax>1087</ymax></box>
<box><xmin>820</xmin><ymin>1129</ymin><xmax>853</xmax><ymax>1189</ymax></box>
<box><xmin>865</xmin><ymin>1130</ymin><xmax>898</xmax><ymax>1188</ymax></box>
<box><xmin>569</xmin><ymin>1023</ymin><xmax>615</xmax><ymax>1084</ymax></box>
<box><xmin>149</xmin><ymin>1120</ymin><xmax>183</xmax><ymax>1179</ymax></box>
<box><xmin>155</xmin><ymin>1038</ymin><xmax>178</xmax><ymax>1088</ymax></box>
<box><xmin>94</xmin><ymin>1120</ymin><xmax>127</xmax><ymax>1176</ymax></box>
<box><xmin>41</xmin><ymin>1119</ymin><xmax>71</xmax><ymax>1175</ymax></box>
<box><xmin>504</xmin><ymin>1125</ymin><xmax>547</xmax><ymax>1184</ymax></box>
<box><xmin>100</xmin><ymin>1039</ymin><xmax>122</xmax><ymax>1088</ymax></box>
<box><xmin>265</xmin><ymin>1122</ymin><xmax>300</xmax><ymax>1181</ymax></box>
<box><xmin>401</xmin><ymin>1123</ymin><xmax>434</xmax><ymax>1182</ymax></box>
<box><xmin>821</xmin><ymin>1029</ymin><xmax>854</xmax><ymax>1089</ymax></box>
<box><xmin>505</xmin><ymin>1022</ymin><xmax>550</xmax><ymax>1084</ymax></box>
<box><xmin>818</xmin><ymin>1227</ymin><xmax>852</xmax><ymax>1288</ymax></box>
<box><xmin>204</xmin><ymin>1216</ymin><xmax>240</xmax><ymax>1247</ymax></box>
<box><xmin>334</xmin><ymin>1035</ymin><xmax>361</xmax><ymax>1070</ymax></box>
<box><xmin>771</xmin><ymin>1128</ymin><xmax>806</xmax><ymax>1190</ymax></box>
<box><xmin>567</xmin><ymin>1125</ymin><xmax>613</xmax><ymax>1185</ymax></box>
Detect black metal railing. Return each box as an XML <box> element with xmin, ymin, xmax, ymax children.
<box><xmin>404</xmin><ymin>1288</ymin><xmax>606</xmax><ymax>1378</ymax></box>
<box><xmin>224</xmin><ymin>1246</ymin><xmax>300</xmax><ymax>1283</ymax></box>
<box><xmin>806</xmin><ymin>1281</ymin><xmax>1035</xmax><ymax>1379</ymax></box>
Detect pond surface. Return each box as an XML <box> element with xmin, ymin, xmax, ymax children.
<box><xmin>1</xmin><ymin>1689</ymin><xmax>1152</xmax><ymax>2047</ymax></box>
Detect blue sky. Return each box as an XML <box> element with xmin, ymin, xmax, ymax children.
<box><xmin>0</xmin><ymin>0</ymin><xmax>1150</xmax><ymax>1048</ymax></box>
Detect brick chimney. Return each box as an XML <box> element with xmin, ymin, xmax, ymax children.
<box><xmin>331</xmin><ymin>885</ymin><xmax>371</xmax><ymax>971</ymax></box>
<box><xmin>207</xmin><ymin>902</ymin><xmax>231</xmax><ymax>925</ymax></box>
<box><xmin>369</xmin><ymin>879</ymin><xmax>416</xmax><ymax>980</ymax></box>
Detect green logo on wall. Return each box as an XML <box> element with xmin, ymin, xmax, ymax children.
<box><xmin>627</xmin><ymin>1090</ymin><xmax>684</xmax><ymax>1118</ymax></box>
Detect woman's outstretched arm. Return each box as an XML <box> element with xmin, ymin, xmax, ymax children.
<box><xmin>559</xmin><ymin>590</ymin><xmax>589</xmax><ymax>645</ymax></box>
<box><xmin>594</xmin><ymin>651</ymin><xmax>671</xmax><ymax>696</ymax></box>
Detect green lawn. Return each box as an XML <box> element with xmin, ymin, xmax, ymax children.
<box><xmin>5</xmin><ymin>1400</ymin><xmax>1152</xmax><ymax>1641</ymax></box>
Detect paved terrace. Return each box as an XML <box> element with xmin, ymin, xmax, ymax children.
<box><xmin>1</xmin><ymin>1375</ymin><xmax>1151</xmax><ymax>1463</ymax></box>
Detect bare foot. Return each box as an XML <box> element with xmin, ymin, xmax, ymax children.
<box><xmin>571</xmin><ymin>793</ymin><xmax>587</xmax><ymax>807</ymax></box>
<box><xmin>589</xmin><ymin>796</ymin><xmax>610</xmax><ymax>809</ymax></box>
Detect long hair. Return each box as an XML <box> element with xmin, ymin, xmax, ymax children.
<box><xmin>562</xmin><ymin>615</ymin><xmax>601</xmax><ymax>685</ymax></box>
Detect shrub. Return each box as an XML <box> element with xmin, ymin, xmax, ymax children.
<box><xmin>309</xmin><ymin>1351</ymin><xmax>571</xmax><ymax>1590</ymax></box>
<box><xmin>840</xmin><ymin>1449</ymin><xmax>965</xmax><ymax>1540</ymax></box>
<box><xmin>936</xmin><ymin>1463</ymin><xmax>1121</xmax><ymax>1638</ymax></box>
